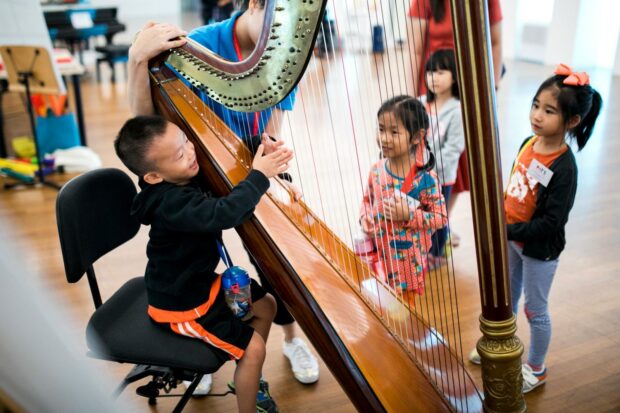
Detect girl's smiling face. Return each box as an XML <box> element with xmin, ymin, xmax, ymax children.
<box><xmin>377</xmin><ymin>111</ymin><xmax>418</xmax><ymax>159</ymax></box>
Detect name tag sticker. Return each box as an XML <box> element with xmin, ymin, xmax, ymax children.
<box><xmin>527</xmin><ymin>158</ymin><xmax>553</xmax><ymax>187</ymax></box>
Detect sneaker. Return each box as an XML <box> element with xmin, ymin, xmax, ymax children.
<box><xmin>183</xmin><ymin>373</ymin><xmax>212</xmax><ymax>396</ymax></box>
<box><xmin>522</xmin><ymin>364</ymin><xmax>547</xmax><ymax>393</ymax></box>
<box><xmin>468</xmin><ymin>347</ymin><xmax>481</xmax><ymax>365</ymax></box>
<box><xmin>282</xmin><ymin>337</ymin><xmax>319</xmax><ymax>384</ymax></box>
<box><xmin>227</xmin><ymin>379</ymin><xmax>279</xmax><ymax>413</ymax></box>
<box><xmin>256</xmin><ymin>380</ymin><xmax>278</xmax><ymax>413</ymax></box>
<box><xmin>450</xmin><ymin>231</ymin><xmax>461</xmax><ymax>248</ymax></box>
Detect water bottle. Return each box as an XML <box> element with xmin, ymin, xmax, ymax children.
<box><xmin>354</xmin><ymin>230</ymin><xmax>386</xmax><ymax>282</ymax></box>
<box><xmin>353</xmin><ymin>230</ymin><xmax>375</xmax><ymax>266</ymax></box>
<box><xmin>221</xmin><ymin>266</ymin><xmax>253</xmax><ymax>321</ymax></box>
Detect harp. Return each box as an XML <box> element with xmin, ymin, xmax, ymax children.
<box><xmin>148</xmin><ymin>1</ymin><xmax>525</xmax><ymax>411</ymax></box>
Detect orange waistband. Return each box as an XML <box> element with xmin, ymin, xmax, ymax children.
<box><xmin>148</xmin><ymin>274</ymin><xmax>222</xmax><ymax>323</ymax></box>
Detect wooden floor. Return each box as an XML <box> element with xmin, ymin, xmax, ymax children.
<box><xmin>1</xmin><ymin>50</ymin><xmax>620</xmax><ymax>413</ymax></box>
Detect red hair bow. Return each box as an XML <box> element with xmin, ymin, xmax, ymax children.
<box><xmin>554</xmin><ymin>63</ymin><xmax>590</xmax><ymax>86</ymax></box>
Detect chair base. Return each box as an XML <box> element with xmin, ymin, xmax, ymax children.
<box><xmin>114</xmin><ymin>364</ymin><xmax>231</xmax><ymax>412</ymax></box>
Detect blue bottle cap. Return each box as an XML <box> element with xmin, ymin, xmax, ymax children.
<box><xmin>222</xmin><ymin>266</ymin><xmax>250</xmax><ymax>289</ymax></box>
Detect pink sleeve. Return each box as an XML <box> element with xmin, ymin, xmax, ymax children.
<box><xmin>408</xmin><ymin>0</ymin><xmax>432</xmax><ymax>19</ymax></box>
<box><xmin>488</xmin><ymin>0</ymin><xmax>503</xmax><ymax>24</ymax></box>
<box><xmin>359</xmin><ymin>172</ymin><xmax>375</xmax><ymax>221</ymax></box>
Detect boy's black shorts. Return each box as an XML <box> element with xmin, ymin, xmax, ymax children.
<box><xmin>182</xmin><ymin>278</ymin><xmax>267</xmax><ymax>362</ymax></box>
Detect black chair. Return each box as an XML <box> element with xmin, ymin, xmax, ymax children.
<box><xmin>56</xmin><ymin>168</ymin><xmax>227</xmax><ymax>412</ymax></box>
<box><xmin>95</xmin><ymin>43</ymin><xmax>130</xmax><ymax>83</ymax></box>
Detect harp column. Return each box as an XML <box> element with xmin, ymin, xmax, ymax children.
<box><xmin>449</xmin><ymin>1</ymin><xmax>526</xmax><ymax>412</ymax></box>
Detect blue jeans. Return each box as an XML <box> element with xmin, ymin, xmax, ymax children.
<box><xmin>508</xmin><ymin>241</ymin><xmax>559</xmax><ymax>368</ymax></box>
<box><xmin>430</xmin><ymin>185</ymin><xmax>452</xmax><ymax>257</ymax></box>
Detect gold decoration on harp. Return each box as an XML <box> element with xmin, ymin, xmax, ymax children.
<box><xmin>166</xmin><ymin>0</ymin><xmax>326</xmax><ymax>112</ymax></box>
<box><xmin>477</xmin><ymin>316</ymin><xmax>525</xmax><ymax>413</ymax></box>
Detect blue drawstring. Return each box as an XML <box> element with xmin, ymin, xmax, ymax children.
<box><xmin>216</xmin><ymin>239</ymin><xmax>233</xmax><ymax>269</ymax></box>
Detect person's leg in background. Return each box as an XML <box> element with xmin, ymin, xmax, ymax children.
<box><xmin>429</xmin><ymin>184</ymin><xmax>452</xmax><ymax>268</ymax></box>
<box><xmin>249</xmin><ymin>250</ymin><xmax>320</xmax><ymax>384</ymax></box>
<box><xmin>448</xmin><ymin>152</ymin><xmax>471</xmax><ymax>247</ymax></box>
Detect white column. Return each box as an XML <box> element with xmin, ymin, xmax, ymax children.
<box><xmin>613</xmin><ymin>29</ymin><xmax>620</xmax><ymax>76</ymax></box>
<box><xmin>500</xmin><ymin>0</ymin><xmax>519</xmax><ymax>60</ymax></box>
<box><xmin>545</xmin><ymin>0</ymin><xmax>620</xmax><ymax>69</ymax></box>
<box><xmin>543</xmin><ymin>0</ymin><xmax>580</xmax><ymax>66</ymax></box>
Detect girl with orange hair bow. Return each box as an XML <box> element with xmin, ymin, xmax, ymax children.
<box><xmin>470</xmin><ymin>64</ymin><xmax>603</xmax><ymax>394</ymax></box>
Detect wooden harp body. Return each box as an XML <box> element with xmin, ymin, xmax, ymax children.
<box><xmin>147</xmin><ymin>0</ymin><xmax>513</xmax><ymax>411</ymax></box>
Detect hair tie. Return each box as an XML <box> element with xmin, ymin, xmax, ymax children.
<box><xmin>553</xmin><ymin>63</ymin><xmax>590</xmax><ymax>86</ymax></box>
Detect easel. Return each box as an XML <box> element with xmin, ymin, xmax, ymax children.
<box><xmin>0</xmin><ymin>45</ymin><xmax>64</xmax><ymax>190</ymax></box>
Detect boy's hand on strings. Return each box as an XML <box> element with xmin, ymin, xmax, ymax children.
<box><xmin>258</xmin><ymin>135</ymin><xmax>302</xmax><ymax>200</ymax></box>
<box><xmin>252</xmin><ymin>144</ymin><xmax>293</xmax><ymax>179</ymax></box>
<box><xmin>382</xmin><ymin>197</ymin><xmax>412</xmax><ymax>222</ymax></box>
<box><xmin>130</xmin><ymin>22</ymin><xmax>187</xmax><ymax>63</ymax></box>
<box><xmin>261</xmin><ymin>133</ymin><xmax>282</xmax><ymax>155</ymax></box>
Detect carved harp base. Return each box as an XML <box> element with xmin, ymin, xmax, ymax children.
<box><xmin>477</xmin><ymin>315</ymin><xmax>526</xmax><ymax>413</ymax></box>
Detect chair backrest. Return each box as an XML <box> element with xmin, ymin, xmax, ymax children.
<box><xmin>56</xmin><ymin>168</ymin><xmax>140</xmax><ymax>283</ymax></box>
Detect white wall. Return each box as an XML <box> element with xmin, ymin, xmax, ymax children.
<box><xmin>543</xmin><ymin>0</ymin><xmax>579</xmax><ymax>66</ymax></box>
<box><xmin>502</xmin><ymin>0</ymin><xmax>620</xmax><ymax>71</ymax></box>
<box><xmin>572</xmin><ymin>0</ymin><xmax>620</xmax><ymax>70</ymax></box>
<box><xmin>614</xmin><ymin>29</ymin><xmax>620</xmax><ymax>76</ymax></box>
<box><xmin>500</xmin><ymin>0</ymin><xmax>518</xmax><ymax>60</ymax></box>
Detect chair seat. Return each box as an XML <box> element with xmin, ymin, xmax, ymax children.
<box><xmin>95</xmin><ymin>44</ymin><xmax>130</xmax><ymax>57</ymax></box>
<box><xmin>86</xmin><ymin>277</ymin><xmax>225</xmax><ymax>373</ymax></box>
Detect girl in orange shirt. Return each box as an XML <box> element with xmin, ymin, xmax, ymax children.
<box><xmin>470</xmin><ymin>64</ymin><xmax>602</xmax><ymax>394</ymax></box>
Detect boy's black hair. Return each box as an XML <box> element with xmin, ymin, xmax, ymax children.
<box><xmin>535</xmin><ymin>75</ymin><xmax>603</xmax><ymax>151</ymax></box>
<box><xmin>425</xmin><ymin>49</ymin><xmax>460</xmax><ymax>102</ymax></box>
<box><xmin>235</xmin><ymin>0</ymin><xmax>266</xmax><ymax>11</ymax></box>
<box><xmin>114</xmin><ymin>115</ymin><xmax>168</xmax><ymax>176</ymax></box>
<box><xmin>378</xmin><ymin>95</ymin><xmax>435</xmax><ymax>171</ymax></box>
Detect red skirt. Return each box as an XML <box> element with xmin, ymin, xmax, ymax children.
<box><xmin>452</xmin><ymin>152</ymin><xmax>470</xmax><ymax>193</ymax></box>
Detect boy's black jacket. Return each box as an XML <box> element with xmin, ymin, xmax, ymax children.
<box><xmin>131</xmin><ymin>170</ymin><xmax>269</xmax><ymax>311</ymax></box>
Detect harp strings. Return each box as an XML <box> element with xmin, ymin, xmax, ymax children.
<box><xmin>408</xmin><ymin>0</ymin><xmax>468</xmax><ymax>403</ymax></box>
<box><xmin>181</xmin><ymin>0</ymin><xmax>471</xmax><ymax>405</ymax></box>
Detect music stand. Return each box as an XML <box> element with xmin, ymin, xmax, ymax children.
<box><xmin>0</xmin><ymin>45</ymin><xmax>64</xmax><ymax>190</ymax></box>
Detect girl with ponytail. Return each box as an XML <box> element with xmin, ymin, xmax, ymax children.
<box><xmin>469</xmin><ymin>64</ymin><xmax>603</xmax><ymax>394</ymax></box>
<box><xmin>359</xmin><ymin>96</ymin><xmax>447</xmax><ymax>294</ymax></box>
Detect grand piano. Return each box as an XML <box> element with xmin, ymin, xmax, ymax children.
<box><xmin>43</xmin><ymin>7</ymin><xmax>126</xmax><ymax>61</ymax></box>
